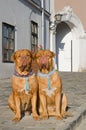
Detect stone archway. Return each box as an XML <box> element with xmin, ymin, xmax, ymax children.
<box><xmin>53</xmin><ymin>6</ymin><xmax>86</xmax><ymax>72</ymax></box>
<box><xmin>56</xmin><ymin>22</ymin><xmax>72</xmax><ymax>71</ymax></box>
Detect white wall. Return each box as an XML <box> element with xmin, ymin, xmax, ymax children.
<box><xmin>79</xmin><ymin>38</ymin><xmax>86</xmax><ymax>71</ymax></box>
<box><xmin>52</xmin><ymin>6</ymin><xmax>86</xmax><ymax>72</ymax></box>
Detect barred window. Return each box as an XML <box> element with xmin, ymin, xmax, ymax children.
<box><xmin>31</xmin><ymin>21</ymin><xmax>38</xmax><ymax>52</ymax></box>
<box><xmin>2</xmin><ymin>23</ymin><xmax>15</xmax><ymax>62</ymax></box>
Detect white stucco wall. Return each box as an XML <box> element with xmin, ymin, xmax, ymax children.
<box><xmin>79</xmin><ymin>38</ymin><xmax>86</xmax><ymax>71</ymax></box>
<box><xmin>50</xmin><ymin>6</ymin><xmax>86</xmax><ymax>72</ymax></box>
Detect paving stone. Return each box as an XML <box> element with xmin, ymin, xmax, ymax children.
<box><xmin>0</xmin><ymin>72</ymin><xmax>86</xmax><ymax>130</ymax></box>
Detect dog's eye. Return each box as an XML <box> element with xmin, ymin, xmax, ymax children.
<box><xmin>47</xmin><ymin>55</ymin><xmax>50</xmax><ymax>57</ymax></box>
<box><xmin>48</xmin><ymin>54</ymin><xmax>52</xmax><ymax>58</ymax></box>
<box><xmin>17</xmin><ymin>55</ymin><xmax>21</xmax><ymax>58</ymax></box>
<box><xmin>27</xmin><ymin>54</ymin><xmax>30</xmax><ymax>57</ymax></box>
<box><xmin>36</xmin><ymin>55</ymin><xmax>40</xmax><ymax>59</ymax></box>
<box><xmin>46</xmin><ymin>55</ymin><xmax>50</xmax><ymax>58</ymax></box>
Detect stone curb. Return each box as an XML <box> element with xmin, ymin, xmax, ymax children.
<box><xmin>57</xmin><ymin>104</ymin><xmax>86</xmax><ymax>130</ymax></box>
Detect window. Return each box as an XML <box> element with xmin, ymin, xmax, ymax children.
<box><xmin>2</xmin><ymin>23</ymin><xmax>15</xmax><ymax>62</ymax></box>
<box><xmin>31</xmin><ymin>21</ymin><xmax>38</xmax><ymax>52</ymax></box>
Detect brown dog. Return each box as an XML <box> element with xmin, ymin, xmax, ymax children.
<box><xmin>36</xmin><ymin>50</ymin><xmax>68</xmax><ymax>120</ymax></box>
<box><xmin>8</xmin><ymin>49</ymin><xmax>39</xmax><ymax>121</ymax></box>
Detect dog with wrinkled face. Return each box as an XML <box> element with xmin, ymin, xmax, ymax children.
<box><xmin>36</xmin><ymin>50</ymin><xmax>68</xmax><ymax>120</ymax></box>
<box><xmin>8</xmin><ymin>49</ymin><xmax>39</xmax><ymax>121</ymax></box>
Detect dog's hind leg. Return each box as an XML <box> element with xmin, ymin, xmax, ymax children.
<box><xmin>61</xmin><ymin>93</ymin><xmax>68</xmax><ymax>117</ymax></box>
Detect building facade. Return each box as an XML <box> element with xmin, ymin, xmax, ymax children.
<box><xmin>0</xmin><ymin>0</ymin><xmax>86</xmax><ymax>79</ymax></box>
<box><xmin>0</xmin><ymin>0</ymin><xmax>50</xmax><ymax>79</ymax></box>
<box><xmin>50</xmin><ymin>0</ymin><xmax>86</xmax><ymax>72</ymax></box>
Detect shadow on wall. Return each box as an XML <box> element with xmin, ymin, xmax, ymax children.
<box><xmin>55</xmin><ymin>22</ymin><xmax>71</xmax><ymax>69</ymax></box>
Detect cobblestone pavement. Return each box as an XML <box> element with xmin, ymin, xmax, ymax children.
<box><xmin>0</xmin><ymin>72</ymin><xmax>86</xmax><ymax>130</ymax></box>
<box><xmin>75</xmin><ymin>118</ymin><xmax>86</xmax><ymax>130</ymax></box>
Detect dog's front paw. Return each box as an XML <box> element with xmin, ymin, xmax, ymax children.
<box><xmin>12</xmin><ymin>116</ymin><xmax>21</xmax><ymax>122</ymax></box>
<box><xmin>40</xmin><ymin>114</ymin><xmax>48</xmax><ymax>120</ymax></box>
<box><xmin>33</xmin><ymin>115</ymin><xmax>40</xmax><ymax>121</ymax></box>
<box><xmin>56</xmin><ymin>114</ymin><xmax>63</xmax><ymax>120</ymax></box>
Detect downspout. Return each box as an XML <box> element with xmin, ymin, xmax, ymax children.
<box><xmin>41</xmin><ymin>0</ymin><xmax>44</xmax><ymax>49</ymax></box>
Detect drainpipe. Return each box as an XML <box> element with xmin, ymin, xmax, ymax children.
<box><xmin>41</xmin><ymin>0</ymin><xmax>44</xmax><ymax>49</ymax></box>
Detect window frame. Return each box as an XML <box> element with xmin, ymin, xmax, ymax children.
<box><xmin>2</xmin><ymin>22</ymin><xmax>15</xmax><ymax>63</ymax></box>
<box><xmin>31</xmin><ymin>21</ymin><xmax>38</xmax><ymax>52</ymax></box>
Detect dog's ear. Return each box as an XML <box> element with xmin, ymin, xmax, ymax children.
<box><xmin>51</xmin><ymin>51</ymin><xmax>55</xmax><ymax>57</ymax></box>
<box><xmin>26</xmin><ymin>49</ymin><xmax>32</xmax><ymax>59</ymax></box>
<box><xmin>35</xmin><ymin>50</ymin><xmax>44</xmax><ymax>58</ymax></box>
<box><xmin>31</xmin><ymin>52</ymin><xmax>36</xmax><ymax>60</ymax></box>
<box><xmin>11</xmin><ymin>52</ymin><xmax>16</xmax><ymax>62</ymax></box>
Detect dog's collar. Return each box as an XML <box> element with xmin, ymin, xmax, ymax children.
<box><xmin>38</xmin><ymin>69</ymin><xmax>56</xmax><ymax>96</ymax></box>
<box><xmin>38</xmin><ymin>69</ymin><xmax>56</xmax><ymax>90</ymax></box>
<box><xmin>14</xmin><ymin>68</ymin><xmax>34</xmax><ymax>78</ymax></box>
<box><xmin>13</xmin><ymin>68</ymin><xmax>35</xmax><ymax>93</ymax></box>
<box><xmin>37</xmin><ymin>69</ymin><xmax>56</xmax><ymax>78</ymax></box>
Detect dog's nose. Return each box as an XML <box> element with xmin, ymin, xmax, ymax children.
<box><xmin>40</xmin><ymin>57</ymin><xmax>47</xmax><ymax>64</ymax></box>
<box><xmin>21</xmin><ymin>56</ymin><xmax>27</xmax><ymax>66</ymax></box>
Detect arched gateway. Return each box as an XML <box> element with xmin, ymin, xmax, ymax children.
<box><xmin>50</xmin><ymin>6</ymin><xmax>86</xmax><ymax>72</ymax></box>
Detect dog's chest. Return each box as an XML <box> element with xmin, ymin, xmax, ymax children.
<box><xmin>13</xmin><ymin>75</ymin><xmax>35</xmax><ymax>95</ymax></box>
<box><xmin>38</xmin><ymin>72</ymin><xmax>58</xmax><ymax>97</ymax></box>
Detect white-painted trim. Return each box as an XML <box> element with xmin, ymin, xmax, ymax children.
<box><xmin>50</xmin><ymin>6</ymin><xmax>86</xmax><ymax>72</ymax></box>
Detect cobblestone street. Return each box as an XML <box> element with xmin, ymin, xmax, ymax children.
<box><xmin>0</xmin><ymin>72</ymin><xmax>86</xmax><ymax>130</ymax></box>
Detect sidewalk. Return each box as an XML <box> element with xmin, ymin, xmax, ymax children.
<box><xmin>0</xmin><ymin>72</ymin><xmax>86</xmax><ymax>130</ymax></box>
